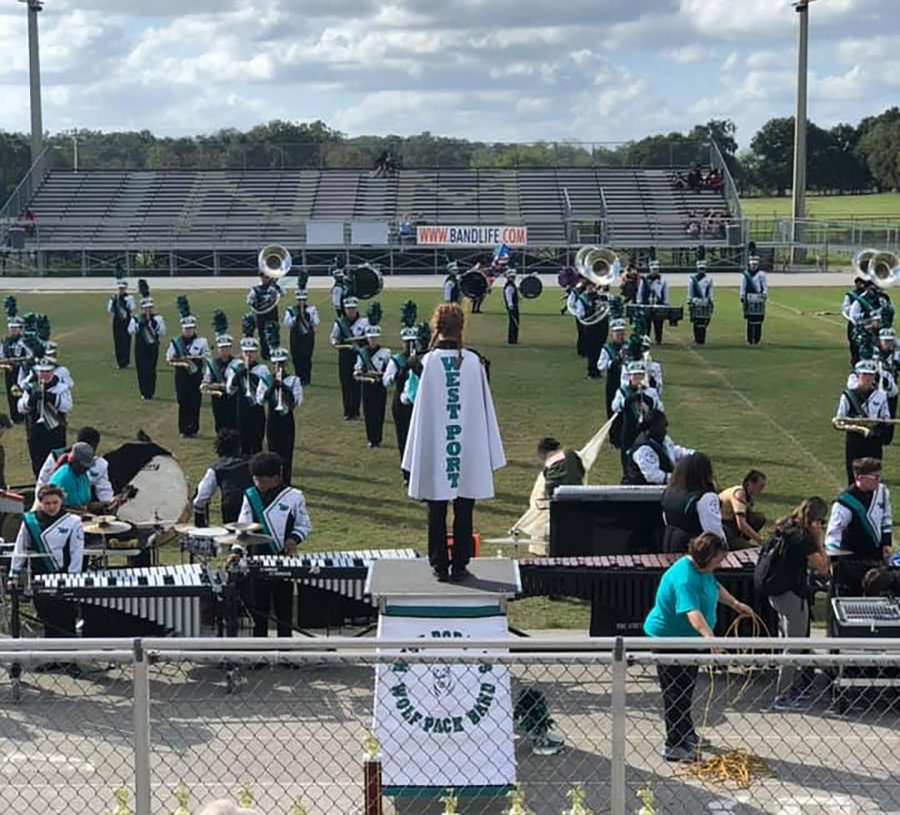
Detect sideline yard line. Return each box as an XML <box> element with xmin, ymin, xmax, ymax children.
<box><xmin>765</xmin><ymin>296</ymin><xmax>847</xmax><ymax>329</ymax></box>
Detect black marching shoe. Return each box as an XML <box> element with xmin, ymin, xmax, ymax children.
<box><xmin>433</xmin><ymin>567</ymin><xmax>450</xmax><ymax>583</ymax></box>
<box><xmin>449</xmin><ymin>565</ymin><xmax>472</xmax><ymax>583</ymax></box>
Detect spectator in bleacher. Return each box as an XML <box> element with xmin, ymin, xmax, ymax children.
<box><xmin>384</xmin><ymin>151</ymin><xmax>398</xmax><ymax>176</ymax></box>
<box><xmin>398</xmin><ymin>213</ymin><xmax>414</xmax><ymax>247</ymax></box>
<box><xmin>687</xmin><ymin>165</ymin><xmax>701</xmax><ymax>193</ymax></box>
<box><xmin>23</xmin><ymin>208</ymin><xmax>36</xmax><ymax>237</ymax></box>
<box><xmin>685</xmin><ymin>213</ymin><xmax>700</xmax><ymax>239</ymax></box>
<box><xmin>373</xmin><ymin>151</ymin><xmax>389</xmax><ymax>177</ymax></box>
<box><xmin>709</xmin><ymin>168</ymin><xmax>724</xmax><ymax>192</ymax></box>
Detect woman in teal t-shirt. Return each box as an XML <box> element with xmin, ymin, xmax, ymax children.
<box><xmin>644</xmin><ymin>533</ymin><xmax>753</xmax><ymax>762</ymax></box>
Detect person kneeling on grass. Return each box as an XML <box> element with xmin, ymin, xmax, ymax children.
<box><xmin>643</xmin><ymin>532</ymin><xmax>753</xmax><ymax>763</ymax></box>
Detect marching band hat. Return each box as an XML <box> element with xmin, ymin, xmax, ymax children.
<box><xmin>295</xmin><ymin>289</ymin><xmax>308</xmax><ymax>299</ymax></box>
<box><xmin>696</xmin><ymin>259</ymin><xmax>707</xmax><ymax>271</ymax></box>
<box><xmin>610</xmin><ymin>318</ymin><xmax>627</xmax><ymax>332</ymax></box>
<box><xmin>748</xmin><ymin>254</ymin><xmax>760</xmax><ymax>264</ymax></box>
<box><xmin>115</xmin><ymin>279</ymin><xmax>128</xmax><ymax>289</ymax></box>
<box><xmin>880</xmin><ymin>328</ymin><xmax>896</xmax><ymax>341</ymax></box>
<box><xmin>505</xmin><ymin>267</ymin><xmax>517</xmax><ymax>277</ymax></box>
<box><xmin>855</xmin><ymin>358</ymin><xmax>878</xmax><ymax>375</ymax></box>
<box><xmin>216</xmin><ymin>334</ymin><xmax>234</xmax><ymax>348</ymax></box>
<box><xmin>400</xmin><ymin>326</ymin><xmax>418</xmax><ymax>341</ymax></box>
<box><xmin>34</xmin><ymin>357</ymin><xmax>55</xmax><ymax>372</ymax></box>
<box><xmin>641</xmin><ymin>334</ymin><xmax>652</xmax><ymax>350</ymax></box>
<box><xmin>180</xmin><ymin>315</ymin><xmax>197</xmax><ymax>328</ymax></box>
<box><xmin>648</xmin><ymin>259</ymin><xmax>661</xmax><ymax>271</ymax></box>
<box><xmin>140</xmin><ymin>297</ymin><xmax>154</xmax><ymax>309</ymax></box>
<box><xmin>446</xmin><ymin>260</ymin><xmax>459</xmax><ymax>274</ymax></box>
<box><xmin>365</xmin><ymin>325</ymin><xmax>382</xmax><ymax>338</ymax></box>
<box><xmin>626</xmin><ymin>360</ymin><xmax>647</xmax><ymax>376</ymax></box>
<box><xmin>44</xmin><ymin>340</ymin><xmax>58</xmax><ymax>354</ymax></box>
<box><xmin>240</xmin><ymin>337</ymin><xmax>259</xmax><ymax>352</ymax></box>
<box><xmin>270</xmin><ymin>346</ymin><xmax>290</xmax><ymax>363</ymax></box>
<box><xmin>332</xmin><ymin>268</ymin><xmax>344</xmax><ymax>279</ymax></box>
<box><xmin>343</xmin><ymin>296</ymin><xmax>359</xmax><ymax>309</ymax></box>
<box><xmin>7</xmin><ymin>316</ymin><xmax>23</xmax><ymax>328</ymax></box>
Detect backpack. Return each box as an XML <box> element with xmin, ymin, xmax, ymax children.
<box><xmin>753</xmin><ymin>527</ymin><xmax>798</xmax><ymax>597</ymax></box>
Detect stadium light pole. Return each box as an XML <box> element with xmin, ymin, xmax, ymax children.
<box><xmin>791</xmin><ymin>0</ymin><xmax>817</xmax><ymax>265</ymax></box>
<box><xmin>19</xmin><ymin>0</ymin><xmax>45</xmax><ymax>168</ymax></box>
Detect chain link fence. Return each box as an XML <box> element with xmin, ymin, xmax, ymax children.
<box><xmin>1</xmin><ymin>639</ymin><xmax>899</xmax><ymax>814</ymax></box>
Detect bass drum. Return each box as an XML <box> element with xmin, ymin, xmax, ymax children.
<box><xmin>344</xmin><ymin>263</ymin><xmax>383</xmax><ymax>300</ymax></box>
<box><xmin>520</xmin><ymin>274</ymin><xmax>543</xmax><ymax>300</ymax></box>
<box><xmin>117</xmin><ymin>455</ymin><xmax>190</xmax><ymax>542</ymax></box>
<box><xmin>459</xmin><ymin>270</ymin><xmax>488</xmax><ymax>300</ymax></box>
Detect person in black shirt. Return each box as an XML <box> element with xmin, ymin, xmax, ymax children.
<box><xmin>537</xmin><ymin>437</ymin><xmax>585</xmax><ymax>499</ymax></box>
<box><xmin>660</xmin><ymin>453</ymin><xmax>726</xmax><ymax>553</ymax></box>
<box><xmin>192</xmin><ymin>429</ymin><xmax>253</xmax><ymax>526</ymax></box>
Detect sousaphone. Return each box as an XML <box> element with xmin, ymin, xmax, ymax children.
<box><xmin>566</xmin><ymin>246</ymin><xmax>620</xmax><ymax>325</ymax></box>
<box><xmin>252</xmin><ymin>244</ymin><xmax>291</xmax><ymax>315</ymax></box>
<box><xmin>856</xmin><ymin>248</ymin><xmax>900</xmax><ymax>288</ymax></box>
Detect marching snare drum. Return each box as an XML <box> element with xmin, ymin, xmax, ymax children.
<box><xmin>744</xmin><ymin>293</ymin><xmax>767</xmax><ymax>318</ymax></box>
<box><xmin>689</xmin><ymin>300</ymin><xmax>714</xmax><ymax>325</ymax></box>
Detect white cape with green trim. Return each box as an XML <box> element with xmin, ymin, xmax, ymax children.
<box><xmin>402</xmin><ymin>348</ymin><xmax>506</xmax><ymax>501</ymax></box>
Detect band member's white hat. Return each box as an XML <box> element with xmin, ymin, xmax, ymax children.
<box><xmin>879</xmin><ymin>328</ymin><xmax>895</xmax><ymax>341</ymax></box>
<box><xmin>696</xmin><ymin>259</ymin><xmax>707</xmax><ymax>270</ymax></box>
<box><xmin>270</xmin><ymin>346</ymin><xmax>290</xmax><ymax>363</ymax></box>
<box><xmin>365</xmin><ymin>325</ymin><xmax>382</xmax><ymax>338</ymax></box>
<box><xmin>180</xmin><ymin>315</ymin><xmax>197</xmax><ymax>328</ymax></box>
<box><xmin>332</xmin><ymin>269</ymin><xmax>344</xmax><ymax>279</ymax></box>
<box><xmin>648</xmin><ymin>259</ymin><xmax>661</xmax><ymax>270</ymax></box>
<box><xmin>343</xmin><ymin>297</ymin><xmax>359</xmax><ymax>309</ymax></box>
<box><xmin>115</xmin><ymin>279</ymin><xmax>128</xmax><ymax>289</ymax></box>
<box><xmin>855</xmin><ymin>358</ymin><xmax>878</xmax><ymax>375</ymax></box>
<box><xmin>610</xmin><ymin>319</ymin><xmax>627</xmax><ymax>332</ymax></box>
<box><xmin>216</xmin><ymin>334</ymin><xmax>234</xmax><ymax>348</ymax></box>
<box><xmin>626</xmin><ymin>360</ymin><xmax>647</xmax><ymax>376</ymax></box>
<box><xmin>295</xmin><ymin>289</ymin><xmax>308</xmax><ymax>299</ymax></box>
<box><xmin>748</xmin><ymin>255</ymin><xmax>760</xmax><ymax>264</ymax></box>
<box><xmin>34</xmin><ymin>358</ymin><xmax>55</xmax><ymax>372</ymax></box>
<box><xmin>7</xmin><ymin>316</ymin><xmax>23</xmax><ymax>328</ymax></box>
<box><xmin>240</xmin><ymin>337</ymin><xmax>259</xmax><ymax>352</ymax></box>
<box><xmin>446</xmin><ymin>261</ymin><xmax>459</xmax><ymax>273</ymax></box>
<box><xmin>505</xmin><ymin>267</ymin><xmax>517</xmax><ymax>277</ymax></box>
<box><xmin>140</xmin><ymin>297</ymin><xmax>154</xmax><ymax>309</ymax></box>
<box><xmin>400</xmin><ymin>326</ymin><xmax>418</xmax><ymax>341</ymax></box>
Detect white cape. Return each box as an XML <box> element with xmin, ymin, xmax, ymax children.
<box><xmin>402</xmin><ymin>348</ymin><xmax>506</xmax><ymax>501</ymax></box>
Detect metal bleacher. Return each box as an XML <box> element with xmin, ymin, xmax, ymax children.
<box><xmin>17</xmin><ymin>165</ymin><xmax>731</xmax><ymax>251</ymax></box>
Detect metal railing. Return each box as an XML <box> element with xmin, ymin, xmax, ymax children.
<box><xmin>1</xmin><ymin>636</ymin><xmax>899</xmax><ymax>814</ymax></box>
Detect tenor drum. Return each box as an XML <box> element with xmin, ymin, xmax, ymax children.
<box><xmin>519</xmin><ymin>274</ymin><xmax>543</xmax><ymax>299</ymax></box>
<box><xmin>689</xmin><ymin>300</ymin><xmax>714</xmax><ymax>325</ymax></box>
<box><xmin>744</xmin><ymin>293</ymin><xmax>767</xmax><ymax>319</ymax></box>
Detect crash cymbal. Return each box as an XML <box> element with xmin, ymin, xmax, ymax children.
<box><xmin>217</xmin><ymin>532</ymin><xmax>274</xmax><ymax>549</ymax></box>
<box><xmin>174</xmin><ymin>523</ymin><xmax>197</xmax><ymax>534</ymax></box>
<box><xmin>225</xmin><ymin>522</ymin><xmax>261</xmax><ymax>534</ymax></box>
<box><xmin>82</xmin><ymin>520</ymin><xmax>132</xmax><ymax>536</ymax></box>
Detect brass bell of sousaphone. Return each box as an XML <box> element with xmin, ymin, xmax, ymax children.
<box><xmin>576</xmin><ymin>246</ymin><xmax>620</xmax><ymax>287</ymax></box>
<box><xmin>857</xmin><ymin>248</ymin><xmax>900</xmax><ymax>288</ymax></box>
<box><xmin>258</xmin><ymin>244</ymin><xmax>292</xmax><ymax>280</ymax></box>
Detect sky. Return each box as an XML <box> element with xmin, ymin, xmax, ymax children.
<box><xmin>0</xmin><ymin>0</ymin><xmax>896</xmax><ymax>149</ymax></box>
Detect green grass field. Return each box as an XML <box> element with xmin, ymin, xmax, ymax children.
<box><xmin>741</xmin><ymin>192</ymin><xmax>900</xmax><ymax>220</ymax></box>
<box><xmin>3</xmin><ymin>284</ymin><xmax>874</xmax><ymax>629</ymax></box>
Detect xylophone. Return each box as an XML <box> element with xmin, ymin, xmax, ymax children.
<box><xmin>32</xmin><ymin>564</ymin><xmax>217</xmax><ymax>637</ymax></box>
<box><xmin>518</xmin><ymin>550</ymin><xmax>767</xmax><ymax>636</ymax></box>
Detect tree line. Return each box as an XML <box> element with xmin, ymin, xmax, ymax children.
<box><xmin>1</xmin><ymin>107</ymin><xmax>900</xmax><ymax>203</ymax></box>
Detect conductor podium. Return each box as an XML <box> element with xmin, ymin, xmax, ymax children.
<box><xmin>368</xmin><ymin>558</ymin><xmax>520</xmax><ymax>814</ymax></box>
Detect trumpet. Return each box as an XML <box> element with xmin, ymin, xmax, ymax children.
<box><xmin>170</xmin><ymin>355</ymin><xmax>207</xmax><ymax>369</ymax></box>
<box><xmin>333</xmin><ymin>337</ymin><xmax>367</xmax><ymax>351</ymax></box>
<box><xmin>354</xmin><ymin>370</ymin><xmax>383</xmax><ymax>385</ymax></box>
<box><xmin>0</xmin><ymin>356</ymin><xmax>29</xmax><ymax>371</ymax></box>
<box><xmin>275</xmin><ymin>365</ymin><xmax>285</xmax><ymax>413</ymax></box>
<box><xmin>200</xmin><ymin>382</ymin><xmax>226</xmax><ymax>398</ymax></box>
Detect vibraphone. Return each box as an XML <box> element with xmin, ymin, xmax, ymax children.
<box><xmin>245</xmin><ymin>548</ymin><xmax>419</xmax><ymax>629</ymax></box>
<box><xmin>32</xmin><ymin>564</ymin><xmax>216</xmax><ymax>637</ymax></box>
<box><xmin>518</xmin><ymin>550</ymin><xmax>766</xmax><ymax>636</ymax></box>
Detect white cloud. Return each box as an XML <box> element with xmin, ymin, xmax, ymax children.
<box><xmin>669</xmin><ymin>44</ymin><xmax>715</xmax><ymax>64</ymax></box>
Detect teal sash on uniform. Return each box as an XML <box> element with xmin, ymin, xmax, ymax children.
<box><xmin>742</xmin><ymin>270</ymin><xmax>759</xmax><ymax>294</ymax></box>
<box><xmin>357</xmin><ymin>345</ymin><xmax>375</xmax><ymax>372</ymax></box>
<box><xmin>390</xmin><ymin>352</ymin><xmax>408</xmax><ymax>372</ymax></box>
<box><xmin>23</xmin><ymin>511</ymin><xmax>58</xmax><ymax>572</ymax></box>
<box><xmin>171</xmin><ymin>337</ymin><xmax>186</xmax><ymax>358</ymax></box>
<box><xmin>837</xmin><ymin>491</ymin><xmax>881</xmax><ymax>548</ymax></box>
<box><xmin>336</xmin><ymin>316</ymin><xmax>353</xmax><ymax>342</ymax></box>
<box><xmin>842</xmin><ymin>388</ymin><xmax>867</xmax><ymax>418</ymax></box>
<box><xmin>206</xmin><ymin>358</ymin><xmax>225</xmax><ymax>383</ymax></box>
<box><xmin>847</xmin><ymin>291</ymin><xmax>872</xmax><ymax>314</ymax></box>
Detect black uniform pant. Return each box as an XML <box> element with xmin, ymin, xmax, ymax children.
<box><xmin>211</xmin><ymin>392</ymin><xmax>238</xmax><ymax>433</ymax></box>
<box><xmin>656</xmin><ymin>663</ymin><xmax>699</xmax><ymax>749</ymax></box>
<box><xmin>847</xmin><ymin>321</ymin><xmax>857</xmax><ymax>364</ymax></box>
<box><xmin>249</xmin><ymin>574</ymin><xmax>294</xmax><ymax>637</ymax></box>
<box><xmin>583</xmin><ymin>324</ymin><xmax>604</xmax><ymax>379</ymax></box>
<box><xmin>845</xmin><ymin>433</ymin><xmax>884</xmax><ymax>484</ymax></box>
<box><xmin>392</xmin><ymin>395</ymin><xmax>413</xmax><ymax>461</ymax></box>
<box><xmin>266</xmin><ymin>409</ymin><xmax>295</xmax><ymax>483</ymax></box>
<box><xmin>471</xmin><ymin>295</ymin><xmax>484</xmax><ymax>313</ymax></box>
<box><xmin>237</xmin><ymin>401</ymin><xmax>266</xmax><ymax>456</ymax></box>
<box><xmin>338</xmin><ymin>350</ymin><xmax>361</xmax><ymax>419</ymax></box>
<box><xmin>256</xmin><ymin>311</ymin><xmax>279</xmax><ymax>361</ymax></box>
<box><xmin>362</xmin><ymin>383</ymin><xmax>387</xmax><ymax>446</ymax></box>
<box><xmin>112</xmin><ymin>319</ymin><xmax>131</xmax><ymax>368</ymax></box>
<box><xmin>746</xmin><ymin>318</ymin><xmax>763</xmax><ymax>345</ymax></box>
<box><xmin>291</xmin><ymin>333</ymin><xmax>315</xmax><ymax>385</ymax></box>
<box><xmin>692</xmin><ymin>320</ymin><xmax>709</xmax><ymax>345</ymax></box>
<box><xmin>5</xmin><ymin>369</ymin><xmax>22</xmax><ymax>424</ymax></box>
<box><xmin>506</xmin><ymin>308</ymin><xmax>519</xmax><ymax>345</ymax></box>
<box><xmin>174</xmin><ymin>369</ymin><xmax>202</xmax><ymax>436</ymax></box>
<box><xmin>575</xmin><ymin>320</ymin><xmax>586</xmax><ymax>357</ymax></box>
<box><xmin>427</xmin><ymin>497</ymin><xmax>475</xmax><ymax>572</ymax></box>
<box><xmin>34</xmin><ymin>592</ymin><xmax>78</xmax><ymax>638</ymax></box>
<box><xmin>27</xmin><ymin>420</ymin><xmax>66</xmax><ymax>478</ymax></box>
<box><xmin>134</xmin><ymin>342</ymin><xmax>159</xmax><ymax>399</ymax></box>
<box><xmin>651</xmin><ymin>315</ymin><xmax>665</xmax><ymax>344</ymax></box>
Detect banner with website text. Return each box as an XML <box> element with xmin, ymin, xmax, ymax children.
<box><xmin>416</xmin><ymin>225</ymin><xmax>528</xmax><ymax>247</ymax></box>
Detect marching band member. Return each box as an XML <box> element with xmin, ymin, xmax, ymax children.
<box><xmin>842</xmin><ymin>277</ymin><xmax>869</xmax><ymax>363</ymax></box>
<box><xmin>2</xmin><ymin>298</ymin><xmax>30</xmax><ymax>423</ymax></box>
<box><xmin>107</xmin><ymin>277</ymin><xmax>134</xmax><ymax>369</ymax></box>
<box><xmin>192</xmin><ymin>428</ymin><xmax>253</xmax><ymax>526</ymax></box>
<box><xmin>623</xmin><ymin>410</ymin><xmax>693</xmax><ymax>486</ymax></box>
<box><xmin>128</xmin><ymin>280</ymin><xmax>165</xmax><ymax>401</ymax></box>
<box><xmin>598</xmin><ymin>318</ymin><xmax>627</xmax><ymax>417</ymax></box>
<box><xmin>847</xmin><ymin>284</ymin><xmax>884</xmax><ymax>349</ymax></box>
<box><xmin>402</xmin><ymin>303</ymin><xmax>506</xmax><ymax>583</ymax></box>
<box><xmin>620</xmin><ymin>334</ymin><xmax>664</xmax><ymax>394</ymax></box>
<box><xmin>444</xmin><ymin>262</ymin><xmax>461</xmax><ymax>304</ymax></box>
<box><xmin>568</xmin><ymin>281</ymin><xmax>605</xmax><ymax>379</ymax></box>
<box><xmin>660</xmin><ymin>453</ymin><xmax>726</xmax><ymax>554</ymax></box>
<box><xmin>330</xmin><ymin>266</ymin><xmax>345</xmax><ymax>316</ymax></box>
<box><xmin>637</xmin><ymin>258</ymin><xmax>668</xmax><ymax>344</ymax></box>
<box><xmin>503</xmin><ymin>268</ymin><xmax>520</xmax><ymax>345</ymax></box>
<box><xmin>383</xmin><ymin>303</ymin><xmax>419</xmax><ymax>480</ymax></box>
<box><xmin>18</xmin><ymin>358</ymin><xmax>72</xmax><ymax>478</ymax></box>
<box><xmin>620</xmin><ymin>261</ymin><xmax>640</xmax><ymax>304</ymax></box>
<box><xmin>687</xmin><ymin>255</ymin><xmax>714</xmax><ymax>346</ymax></box>
<box><xmin>8</xmin><ymin>484</ymin><xmax>84</xmax><ymax>640</ymax></box>
<box><xmin>354</xmin><ymin>317</ymin><xmax>391</xmax><ymax>449</ymax></box>
<box><xmin>36</xmin><ymin>426</ymin><xmax>114</xmax><ymax>505</ymax></box>
<box><xmin>836</xmin><ymin>358</ymin><xmax>891</xmax><ymax>484</ymax></box>
<box><xmin>283</xmin><ymin>277</ymin><xmax>319</xmax><ymax>386</ymax></box>
<box><xmin>611</xmin><ymin>360</ymin><xmax>663</xmax><ymax>470</ymax></box>
<box><xmin>330</xmin><ymin>296</ymin><xmax>369</xmax><ymax>421</ymax></box>
<box><xmin>825</xmin><ymin>456</ymin><xmax>892</xmax><ymax>597</ymax></box>
<box><xmin>740</xmin><ymin>248</ymin><xmax>768</xmax><ymax>345</ymax></box>
<box><xmin>247</xmin><ymin>271</ymin><xmax>283</xmax><ymax>361</ymax></box>
<box><xmin>226</xmin><ymin>317</ymin><xmax>269</xmax><ymax>456</ymax></box>
<box><xmin>203</xmin><ymin>310</ymin><xmax>238</xmax><ymax>433</ymax></box>
<box><xmin>237</xmin><ymin>451</ymin><xmax>311</xmax><ymax>637</ymax></box>
<box><xmin>165</xmin><ymin>296</ymin><xmax>208</xmax><ymax>438</ymax></box>
<box><xmin>259</xmin><ymin>331</ymin><xmax>302</xmax><ymax>484</ymax></box>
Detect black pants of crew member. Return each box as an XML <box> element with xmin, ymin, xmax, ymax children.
<box><xmin>651</xmin><ymin>315</ymin><xmax>665</xmax><ymax>345</ymax></box>
<box><xmin>290</xmin><ymin>332</ymin><xmax>315</xmax><ymax>385</ymax></box>
<box><xmin>256</xmin><ymin>311</ymin><xmax>279</xmax><ymax>362</ymax></box>
<box><xmin>583</xmin><ymin>324</ymin><xmax>604</xmax><ymax>379</ymax></box>
<box><xmin>338</xmin><ymin>349</ymin><xmax>361</xmax><ymax>419</ymax></box>
<box><xmin>34</xmin><ymin>592</ymin><xmax>78</xmax><ymax>638</ymax></box>
<box><xmin>427</xmin><ymin>497</ymin><xmax>475</xmax><ymax>573</ymax></box>
<box><xmin>134</xmin><ymin>341</ymin><xmax>159</xmax><ymax>399</ymax></box>
<box><xmin>506</xmin><ymin>308</ymin><xmax>519</xmax><ymax>345</ymax></box>
<box><xmin>362</xmin><ymin>383</ymin><xmax>387</xmax><ymax>446</ymax></box>
<box><xmin>27</xmin><ymin>420</ymin><xmax>66</xmax><ymax>478</ymax></box>
<box><xmin>174</xmin><ymin>369</ymin><xmax>202</xmax><ymax>436</ymax></box>
<box><xmin>746</xmin><ymin>319</ymin><xmax>763</xmax><ymax>345</ymax></box>
<box><xmin>249</xmin><ymin>575</ymin><xmax>293</xmax><ymax>637</ymax></box>
<box><xmin>656</xmin><ymin>662</ymin><xmax>699</xmax><ymax>749</ymax></box>
<box><xmin>5</xmin><ymin>369</ymin><xmax>22</xmax><ymax>424</ymax></box>
<box><xmin>392</xmin><ymin>395</ymin><xmax>413</xmax><ymax>462</ymax></box>
<box><xmin>845</xmin><ymin>433</ymin><xmax>883</xmax><ymax>484</ymax></box>
<box><xmin>575</xmin><ymin>319</ymin><xmax>586</xmax><ymax>357</ymax></box>
<box><xmin>266</xmin><ymin>409</ymin><xmax>295</xmax><ymax>483</ymax></box>
<box><xmin>211</xmin><ymin>392</ymin><xmax>238</xmax><ymax>433</ymax></box>
<box><xmin>237</xmin><ymin>401</ymin><xmax>266</xmax><ymax>456</ymax></box>
<box><xmin>112</xmin><ymin>319</ymin><xmax>131</xmax><ymax>369</ymax></box>
<box><xmin>692</xmin><ymin>321</ymin><xmax>708</xmax><ymax>345</ymax></box>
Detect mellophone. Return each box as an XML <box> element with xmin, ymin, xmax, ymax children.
<box><xmin>625</xmin><ymin>304</ymin><xmax>684</xmax><ymax>326</ymax></box>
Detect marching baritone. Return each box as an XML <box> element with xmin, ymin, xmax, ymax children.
<box><xmin>383</xmin><ymin>310</ymin><xmax>419</xmax><ymax>481</ymax></box>
<box><xmin>283</xmin><ymin>284</ymin><xmax>319</xmax><ymax>386</ymax></box>
<box><xmin>247</xmin><ymin>272</ymin><xmax>283</xmax><ymax>361</ymax></box>
<box><xmin>687</xmin><ymin>258</ymin><xmax>714</xmax><ymax>345</ymax></box>
<box><xmin>193</xmin><ymin>428</ymin><xmax>253</xmax><ymax>526</ymax></box>
<box><xmin>503</xmin><ymin>268</ymin><xmax>520</xmax><ymax>345</ymax></box>
<box><xmin>128</xmin><ymin>282</ymin><xmax>165</xmax><ymax>400</ymax></box>
<box><xmin>622</xmin><ymin>410</ymin><xmax>693</xmax><ymax>486</ymax></box>
<box><xmin>611</xmin><ymin>360</ymin><xmax>663</xmax><ymax>469</ymax></box>
<box><xmin>237</xmin><ymin>451</ymin><xmax>311</xmax><ymax>638</ymax></box>
<box><xmin>203</xmin><ymin>310</ymin><xmax>238</xmax><ymax>433</ymax></box>
<box><xmin>226</xmin><ymin>323</ymin><xmax>269</xmax><ymax>456</ymax></box>
<box><xmin>444</xmin><ymin>262</ymin><xmax>461</xmax><ymax>304</ymax></box>
<box><xmin>2</xmin><ymin>299</ymin><xmax>30</xmax><ymax>423</ymax></box>
<box><xmin>260</xmin><ymin>341</ymin><xmax>302</xmax><ymax>484</ymax></box>
<box><xmin>18</xmin><ymin>358</ymin><xmax>72</xmax><ymax>478</ymax></box>
<box><xmin>637</xmin><ymin>259</ymin><xmax>669</xmax><ymax>344</ymax></box>
<box><xmin>835</xmin><ymin>358</ymin><xmax>892</xmax><ymax>484</ymax></box>
<box><xmin>165</xmin><ymin>297</ymin><xmax>208</xmax><ymax>438</ymax></box>
<box><xmin>354</xmin><ymin>324</ymin><xmax>391</xmax><ymax>449</ymax></box>
<box><xmin>740</xmin><ymin>249</ymin><xmax>768</xmax><ymax>345</ymax></box>
<box><xmin>107</xmin><ymin>277</ymin><xmax>134</xmax><ymax>369</ymax></box>
<box><xmin>598</xmin><ymin>318</ymin><xmax>627</xmax><ymax>418</ymax></box>
<box><xmin>330</xmin><ymin>296</ymin><xmax>369</xmax><ymax>421</ymax></box>
<box><xmin>8</xmin><ymin>485</ymin><xmax>84</xmax><ymax>639</ymax></box>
